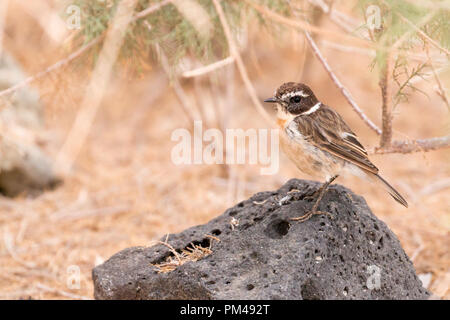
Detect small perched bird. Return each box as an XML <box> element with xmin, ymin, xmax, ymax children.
<box><xmin>264</xmin><ymin>82</ymin><xmax>408</xmax><ymax>222</ymax></box>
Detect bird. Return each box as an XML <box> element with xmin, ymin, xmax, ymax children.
<box><xmin>264</xmin><ymin>82</ymin><xmax>408</xmax><ymax>222</ymax></box>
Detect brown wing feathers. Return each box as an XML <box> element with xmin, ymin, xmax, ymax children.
<box><xmin>294</xmin><ymin>106</ymin><xmax>379</xmax><ymax>174</ymax></box>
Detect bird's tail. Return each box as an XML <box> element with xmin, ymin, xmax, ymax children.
<box><xmin>373</xmin><ymin>174</ymin><xmax>408</xmax><ymax>208</ymax></box>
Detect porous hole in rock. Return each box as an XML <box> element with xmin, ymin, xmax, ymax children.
<box><xmin>253</xmin><ymin>216</ymin><xmax>263</xmax><ymax>223</ymax></box>
<box><xmin>246</xmin><ymin>284</ymin><xmax>255</xmax><ymax>291</ymax></box>
<box><xmin>365</xmin><ymin>231</ymin><xmax>376</xmax><ymax>242</ymax></box>
<box><xmin>301</xmin><ymin>279</ymin><xmax>322</xmax><ymax>300</ymax></box>
<box><xmin>378</xmin><ymin>237</ymin><xmax>384</xmax><ymax>250</ymax></box>
<box><xmin>264</xmin><ymin>219</ymin><xmax>290</xmax><ymax>239</ymax></box>
<box><xmin>211</xmin><ymin>229</ymin><xmax>221</xmax><ymax>236</ymax></box>
<box><xmin>228</xmin><ymin>210</ymin><xmax>238</xmax><ymax>216</ymax></box>
<box><xmin>240</xmin><ymin>222</ymin><xmax>252</xmax><ymax>230</ymax></box>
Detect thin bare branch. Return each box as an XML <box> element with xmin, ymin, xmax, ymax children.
<box><xmin>321</xmin><ymin>39</ymin><xmax>447</xmax><ymax>65</ymax></box>
<box><xmin>426</xmin><ymin>49</ymin><xmax>450</xmax><ymax>110</ymax></box>
<box><xmin>304</xmin><ymin>31</ymin><xmax>382</xmax><ymax>135</ymax></box>
<box><xmin>379</xmin><ymin>51</ymin><xmax>394</xmax><ymax>148</ymax></box>
<box><xmin>133</xmin><ymin>0</ymin><xmax>172</xmax><ymax>20</ymax></box>
<box><xmin>0</xmin><ymin>0</ymin><xmax>173</xmax><ymax>99</ymax></box>
<box><xmin>373</xmin><ymin>135</ymin><xmax>450</xmax><ymax>154</ymax></box>
<box><xmin>419</xmin><ymin>178</ymin><xmax>450</xmax><ymax>197</ymax></box>
<box><xmin>182</xmin><ymin>56</ymin><xmax>235</xmax><ymax>78</ymax></box>
<box><xmin>154</xmin><ymin>41</ymin><xmax>201</xmax><ymax>124</ymax></box>
<box><xmin>397</xmin><ymin>13</ymin><xmax>450</xmax><ymax>56</ymax></box>
<box><xmin>55</xmin><ymin>0</ymin><xmax>139</xmax><ymax>175</ymax></box>
<box><xmin>245</xmin><ymin>0</ymin><xmax>372</xmax><ymax>48</ymax></box>
<box><xmin>0</xmin><ymin>36</ymin><xmax>102</xmax><ymax>99</ymax></box>
<box><xmin>212</xmin><ymin>0</ymin><xmax>272</xmax><ymax>125</ymax></box>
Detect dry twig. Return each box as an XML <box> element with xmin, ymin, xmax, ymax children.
<box><xmin>304</xmin><ymin>31</ymin><xmax>382</xmax><ymax>134</ymax></box>
<box><xmin>396</xmin><ymin>13</ymin><xmax>450</xmax><ymax>56</ymax></box>
<box><xmin>151</xmin><ymin>239</ymin><xmax>214</xmax><ymax>273</ymax></box>
<box><xmin>182</xmin><ymin>57</ymin><xmax>235</xmax><ymax>78</ymax></box>
<box><xmin>373</xmin><ymin>135</ymin><xmax>450</xmax><ymax>154</ymax></box>
<box><xmin>154</xmin><ymin>40</ymin><xmax>201</xmax><ymax>124</ymax></box>
<box><xmin>245</xmin><ymin>0</ymin><xmax>372</xmax><ymax>48</ymax></box>
<box><xmin>0</xmin><ymin>0</ymin><xmax>173</xmax><ymax>99</ymax></box>
<box><xmin>212</xmin><ymin>0</ymin><xmax>272</xmax><ymax>125</ymax></box>
<box><xmin>0</xmin><ymin>36</ymin><xmax>102</xmax><ymax>99</ymax></box>
<box><xmin>426</xmin><ymin>48</ymin><xmax>450</xmax><ymax>110</ymax></box>
<box><xmin>55</xmin><ymin>0</ymin><xmax>139</xmax><ymax>175</ymax></box>
<box><xmin>379</xmin><ymin>51</ymin><xmax>394</xmax><ymax>147</ymax></box>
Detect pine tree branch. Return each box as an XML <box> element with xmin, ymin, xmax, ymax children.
<box><xmin>0</xmin><ymin>0</ymin><xmax>173</xmax><ymax>99</ymax></box>
<box><xmin>245</xmin><ymin>0</ymin><xmax>372</xmax><ymax>48</ymax></box>
<box><xmin>396</xmin><ymin>12</ymin><xmax>450</xmax><ymax>56</ymax></box>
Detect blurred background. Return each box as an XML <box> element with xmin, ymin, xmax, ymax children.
<box><xmin>0</xmin><ymin>0</ymin><xmax>448</xmax><ymax>299</ymax></box>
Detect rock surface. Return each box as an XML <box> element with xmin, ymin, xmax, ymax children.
<box><xmin>92</xmin><ymin>179</ymin><xmax>429</xmax><ymax>300</ymax></box>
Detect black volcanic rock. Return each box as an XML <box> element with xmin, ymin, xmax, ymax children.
<box><xmin>92</xmin><ymin>179</ymin><xmax>429</xmax><ymax>300</ymax></box>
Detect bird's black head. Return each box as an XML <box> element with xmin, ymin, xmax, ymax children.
<box><xmin>264</xmin><ymin>82</ymin><xmax>319</xmax><ymax>115</ymax></box>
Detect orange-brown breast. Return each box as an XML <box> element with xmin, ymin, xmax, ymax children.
<box><xmin>277</xmin><ymin>118</ymin><xmax>287</xmax><ymax>127</ymax></box>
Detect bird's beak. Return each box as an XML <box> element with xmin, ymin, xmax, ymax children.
<box><xmin>264</xmin><ymin>97</ymin><xmax>277</xmax><ymax>103</ymax></box>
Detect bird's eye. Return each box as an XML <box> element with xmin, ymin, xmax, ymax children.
<box><xmin>290</xmin><ymin>96</ymin><xmax>301</xmax><ymax>103</ymax></box>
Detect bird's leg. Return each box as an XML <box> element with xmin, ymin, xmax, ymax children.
<box><xmin>291</xmin><ymin>175</ymin><xmax>338</xmax><ymax>222</ymax></box>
